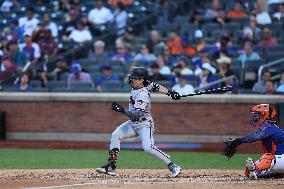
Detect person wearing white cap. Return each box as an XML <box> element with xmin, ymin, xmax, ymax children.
<box><xmin>199</xmin><ymin>62</ymin><xmax>219</xmax><ymax>91</ymax></box>
<box><xmin>194</xmin><ymin>30</ymin><xmax>205</xmax><ymax>52</ymax></box>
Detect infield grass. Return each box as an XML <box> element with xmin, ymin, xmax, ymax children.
<box><xmin>0</xmin><ymin>149</ymin><xmax>260</xmax><ymax>169</ymax></box>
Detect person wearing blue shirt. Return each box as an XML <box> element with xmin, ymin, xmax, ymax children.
<box><xmin>225</xmin><ymin>104</ymin><xmax>284</xmax><ymax>179</ymax></box>
<box><xmin>96</xmin><ymin>64</ymin><xmax>121</xmax><ymax>92</ymax></box>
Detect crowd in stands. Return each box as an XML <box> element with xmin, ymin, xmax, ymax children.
<box><xmin>0</xmin><ymin>0</ymin><xmax>283</xmax><ymax>95</ymax></box>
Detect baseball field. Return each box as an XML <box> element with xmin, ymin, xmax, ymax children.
<box><xmin>0</xmin><ymin>149</ymin><xmax>283</xmax><ymax>189</ymax></box>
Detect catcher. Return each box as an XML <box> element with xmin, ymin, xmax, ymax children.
<box><xmin>96</xmin><ymin>67</ymin><xmax>181</xmax><ymax>177</ymax></box>
<box><xmin>222</xmin><ymin>104</ymin><xmax>284</xmax><ymax>179</ymax></box>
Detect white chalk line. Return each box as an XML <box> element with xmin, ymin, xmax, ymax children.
<box><xmin>24</xmin><ymin>182</ymin><xmax>98</xmax><ymax>189</ymax></box>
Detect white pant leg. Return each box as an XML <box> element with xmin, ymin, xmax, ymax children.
<box><xmin>110</xmin><ymin>120</ymin><xmax>138</xmax><ymax>150</ymax></box>
<box><xmin>271</xmin><ymin>155</ymin><xmax>284</xmax><ymax>174</ymax></box>
<box><xmin>139</xmin><ymin>126</ymin><xmax>171</xmax><ymax>165</ymax></box>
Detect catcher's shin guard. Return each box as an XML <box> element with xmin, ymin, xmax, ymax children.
<box><xmin>96</xmin><ymin>148</ymin><xmax>119</xmax><ymax>176</ymax></box>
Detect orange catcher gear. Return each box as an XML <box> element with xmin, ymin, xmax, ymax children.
<box><xmin>250</xmin><ymin>104</ymin><xmax>277</xmax><ymax>127</ymax></box>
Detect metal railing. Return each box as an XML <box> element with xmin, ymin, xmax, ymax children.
<box><xmin>258</xmin><ymin>57</ymin><xmax>284</xmax><ymax>82</ymax></box>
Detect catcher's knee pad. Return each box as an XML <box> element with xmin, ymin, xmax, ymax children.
<box><xmin>255</xmin><ymin>153</ymin><xmax>274</xmax><ymax>171</ymax></box>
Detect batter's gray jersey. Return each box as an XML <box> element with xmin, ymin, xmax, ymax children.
<box><xmin>128</xmin><ymin>82</ymin><xmax>155</xmax><ymax>130</ymax></box>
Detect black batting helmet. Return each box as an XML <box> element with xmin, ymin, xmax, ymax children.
<box><xmin>128</xmin><ymin>67</ymin><xmax>150</xmax><ymax>86</ymax></box>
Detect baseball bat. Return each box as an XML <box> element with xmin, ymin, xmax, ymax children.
<box><xmin>180</xmin><ymin>86</ymin><xmax>232</xmax><ymax>97</ymax></box>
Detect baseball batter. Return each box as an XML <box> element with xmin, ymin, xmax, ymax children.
<box><xmin>223</xmin><ymin>104</ymin><xmax>284</xmax><ymax>179</ymax></box>
<box><xmin>96</xmin><ymin>67</ymin><xmax>182</xmax><ymax>177</ymax></box>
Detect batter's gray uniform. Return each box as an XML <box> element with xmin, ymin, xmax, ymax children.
<box><xmin>110</xmin><ymin>82</ymin><xmax>171</xmax><ymax>165</ymax></box>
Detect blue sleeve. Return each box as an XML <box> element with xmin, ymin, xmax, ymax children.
<box><xmin>240</xmin><ymin>129</ymin><xmax>269</xmax><ymax>143</ymax></box>
<box><xmin>95</xmin><ymin>76</ymin><xmax>104</xmax><ymax>85</ymax></box>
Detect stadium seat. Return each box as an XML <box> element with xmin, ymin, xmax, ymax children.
<box><xmin>69</xmin><ymin>82</ymin><xmax>94</xmax><ymax>92</ymax></box>
<box><xmin>48</xmin><ymin>81</ymin><xmax>67</xmax><ymax>91</ymax></box>
<box><xmin>101</xmin><ymin>81</ymin><xmax>123</xmax><ymax>92</ymax></box>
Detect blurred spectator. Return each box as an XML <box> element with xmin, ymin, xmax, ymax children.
<box><xmin>172</xmin><ymin>75</ymin><xmax>194</xmax><ymax>95</ymax></box>
<box><xmin>95</xmin><ymin>64</ymin><xmax>121</xmax><ymax>92</ymax></box>
<box><xmin>112</xmin><ymin>2</ymin><xmax>127</xmax><ymax>36</ymax></box>
<box><xmin>255</xmin><ymin>0</ymin><xmax>272</xmax><ymax>25</ymax></box>
<box><xmin>149</xmin><ymin>62</ymin><xmax>167</xmax><ymax>82</ymax></box>
<box><xmin>204</xmin><ymin>0</ymin><xmax>220</xmax><ymax>21</ymax></box>
<box><xmin>15</xmin><ymin>73</ymin><xmax>32</xmax><ymax>91</ymax></box>
<box><xmin>273</xmin><ymin>3</ymin><xmax>284</xmax><ymax>21</ymax></box>
<box><xmin>51</xmin><ymin>56</ymin><xmax>69</xmax><ymax>80</ymax></box>
<box><xmin>55</xmin><ymin>0</ymin><xmax>72</xmax><ymax>12</ymax></box>
<box><xmin>88</xmin><ymin>0</ymin><xmax>113</xmax><ymax>26</ymax></box>
<box><xmin>108</xmin><ymin>0</ymin><xmax>133</xmax><ymax>6</ymax></box>
<box><xmin>258</xmin><ymin>27</ymin><xmax>278</xmax><ymax>48</ymax></box>
<box><xmin>177</xmin><ymin>56</ymin><xmax>193</xmax><ymax>75</ymax></box>
<box><xmin>190</xmin><ymin>9</ymin><xmax>205</xmax><ymax>25</ymax></box>
<box><xmin>0</xmin><ymin>0</ymin><xmax>14</xmax><ymax>12</ymax></box>
<box><xmin>146</xmin><ymin>30</ymin><xmax>165</xmax><ymax>55</ymax></box>
<box><xmin>20</xmin><ymin>31</ymin><xmax>41</xmax><ymax>65</ymax></box>
<box><xmin>156</xmin><ymin>54</ymin><xmax>171</xmax><ymax>75</ymax></box>
<box><xmin>8</xmin><ymin>40</ymin><xmax>27</xmax><ymax>72</ymax></box>
<box><xmin>0</xmin><ymin>37</ymin><xmax>9</xmax><ymax>54</ymax></box>
<box><xmin>252</xmin><ymin>69</ymin><xmax>271</xmax><ymax>93</ymax></box>
<box><xmin>10</xmin><ymin>19</ymin><xmax>23</xmax><ymax>41</ymax></box>
<box><xmin>62</xmin><ymin>9</ymin><xmax>78</xmax><ymax>38</ymax></box>
<box><xmin>18</xmin><ymin>7</ymin><xmax>40</xmax><ymax>34</ymax></box>
<box><xmin>222</xmin><ymin>71</ymin><xmax>239</xmax><ymax>94</ymax></box>
<box><xmin>134</xmin><ymin>44</ymin><xmax>157</xmax><ymax>65</ymax></box>
<box><xmin>276</xmin><ymin>71</ymin><xmax>284</xmax><ymax>93</ymax></box>
<box><xmin>111</xmin><ymin>41</ymin><xmax>132</xmax><ymax>64</ymax></box>
<box><xmin>0</xmin><ymin>54</ymin><xmax>17</xmax><ymax>81</ymax></box>
<box><xmin>268</xmin><ymin>0</ymin><xmax>284</xmax><ymax>4</ymax></box>
<box><xmin>246</xmin><ymin>16</ymin><xmax>262</xmax><ymax>43</ymax></box>
<box><xmin>162</xmin><ymin>45</ymin><xmax>176</xmax><ymax>66</ymax></box>
<box><xmin>216</xmin><ymin>56</ymin><xmax>233</xmax><ymax>78</ymax></box>
<box><xmin>80</xmin><ymin>13</ymin><xmax>100</xmax><ymax>37</ymax></box>
<box><xmin>213</xmin><ymin>8</ymin><xmax>231</xmax><ymax>25</ymax></box>
<box><xmin>264</xmin><ymin>80</ymin><xmax>276</xmax><ymax>94</ymax></box>
<box><xmin>68</xmin><ymin>21</ymin><xmax>92</xmax><ymax>44</ymax></box>
<box><xmin>89</xmin><ymin>40</ymin><xmax>109</xmax><ymax>66</ymax></box>
<box><xmin>38</xmin><ymin>29</ymin><xmax>58</xmax><ymax>59</ymax></box>
<box><xmin>166</xmin><ymin>30</ymin><xmax>183</xmax><ymax>56</ymax></box>
<box><xmin>42</xmin><ymin>13</ymin><xmax>58</xmax><ymax>38</ymax></box>
<box><xmin>212</xmin><ymin>34</ymin><xmax>234</xmax><ymax>60</ymax></box>
<box><xmin>157</xmin><ymin>0</ymin><xmax>176</xmax><ymax>23</ymax></box>
<box><xmin>227</xmin><ymin>1</ymin><xmax>247</xmax><ymax>21</ymax></box>
<box><xmin>1</xmin><ymin>27</ymin><xmax>13</xmax><ymax>41</ymax></box>
<box><xmin>67</xmin><ymin>62</ymin><xmax>93</xmax><ymax>89</ymax></box>
<box><xmin>238</xmin><ymin>41</ymin><xmax>261</xmax><ymax>64</ymax></box>
<box><xmin>118</xmin><ymin>27</ymin><xmax>139</xmax><ymax>52</ymax></box>
<box><xmin>194</xmin><ymin>30</ymin><xmax>206</xmax><ymax>53</ymax></box>
<box><xmin>198</xmin><ymin>62</ymin><xmax>218</xmax><ymax>90</ymax></box>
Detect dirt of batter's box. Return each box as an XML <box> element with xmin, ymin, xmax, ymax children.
<box><xmin>0</xmin><ymin>169</ymin><xmax>283</xmax><ymax>189</ymax></box>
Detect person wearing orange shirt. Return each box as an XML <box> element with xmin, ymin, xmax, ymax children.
<box><xmin>166</xmin><ymin>30</ymin><xmax>183</xmax><ymax>56</ymax></box>
<box><xmin>227</xmin><ymin>1</ymin><xmax>247</xmax><ymax>21</ymax></box>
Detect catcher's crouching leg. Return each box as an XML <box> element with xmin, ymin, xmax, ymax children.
<box><xmin>96</xmin><ymin>148</ymin><xmax>119</xmax><ymax>176</ymax></box>
<box><xmin>245</xmin><ymin>153</ymin><xmax>274</xmax><ymax>179</ymax></box>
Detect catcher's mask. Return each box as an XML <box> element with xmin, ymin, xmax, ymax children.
<box><xmin>249</xmin><ymin>104</ymin><xmax>277</xmax><ymax>127</ymax></box>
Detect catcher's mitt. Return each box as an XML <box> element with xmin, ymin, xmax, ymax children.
<box><xmin>222</xmin><ymin>138</ymin><xmax>242</xmax><ymax>159</ymax></box>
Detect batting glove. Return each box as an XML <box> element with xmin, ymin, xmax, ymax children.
<box><xmin>167</xmin><ymin>90</ymin><xmax>181</xmax><ymax>100</ymax></box>
<box><xmin>111</xmin><ymin>102</ymin><xmax>125</xmax><ymax>113</ymax></box>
